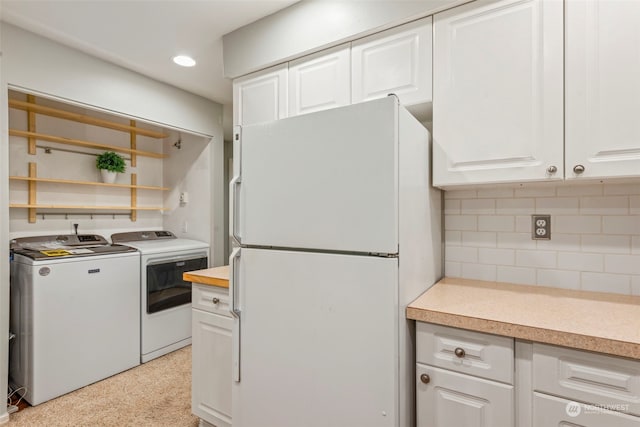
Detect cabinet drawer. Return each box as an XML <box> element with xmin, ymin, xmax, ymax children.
<box><xmin>533</xmin><ymin>343</ymin><xmax>640</xmax><ymax>417</ymax></box>
<box><xmin>416</xmin><ymin>363</ymin><xmax>514</xmax><ymax>427</ymax></box>
<box><xmin>192</xmin><ymin>283</ymin><xmax>230</xmax><ymax>317</ymax></box>
<box><xmin>416</xmin><ymin>322</ymin><xmax>514</xmax><ymax>384</ymax></box>
<box><xmin>533</xmin><ymin>392</ymin><xmax>640</xmax><ymax>427</ymax></box>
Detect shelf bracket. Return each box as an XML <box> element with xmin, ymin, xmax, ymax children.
<box><xmin>130</xmin><ymin>119</ymin><xmax>137</xmax><ymax>167</ymax></box>
<box><xmin>131</xmin><ymin>173</ymin><xmax>137</xmax><ymax>222</ymax></box>
<box><xmin>28</xmin><ymin>162</ymin><xmax>37</xmax><ymax>223</ymax></box>
<box><xmin>27</xmin><ymin>95</ymin><xmax>37</xmax><ymax>155</ymax></box>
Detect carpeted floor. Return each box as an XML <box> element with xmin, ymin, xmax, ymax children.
<box><xmin>7</xmin><ymin>346</ymin><xmax>199</xmax><ymax>427</ymax></box>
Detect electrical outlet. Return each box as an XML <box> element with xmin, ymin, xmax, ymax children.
<box><xmin>531</xmin><ymin>215</ymin><xmax>551</xmax><ymax>240</ymax></box>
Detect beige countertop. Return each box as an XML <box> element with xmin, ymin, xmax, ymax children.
<box><xmin>183</xmin><ymin>265</ymin><xmax>229</xmax><ymax>288</ymax></box>
<box><xmin>407</xmin><ymin>277</ymin><xmax>640</xmax><ymax>359</ymax></box>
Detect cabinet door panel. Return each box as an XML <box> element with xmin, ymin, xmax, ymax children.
<box><xmin>417</xmin><ymin>363</ymin><xmax>514</xmax><ymax>427</ymax></box>
<box><xmin>289</xmin><ymin>45</ymin><xmax>350</xmax><ymax>117</ymax></box>
<box><xmin>533</xmin><ymin>392</ymin><xmax>640</xmax><ymax>427</ymax></box>
<box><xmin>352</xmin><ymin>17</ymin><xmax>432</xmax><ymax>116</ymax></box>
<box><xmin>533</xmin><ymin>343</ymin><xmax>640</xmax><ymax>416</ymax></box>
<box><xmin>433</xmin><ymin>0</ymin><xmax>563</xmax><ymax>186</ymax></box>
<box><xmin>233</xmin><ymin>64</ymin><xmax>287</xmax><ymax>126</ymax></box>
<box><xmin>566</xmin><ymin>0</ymin><xmax>640</xmax><ymax>179</ymax></box>
<box><xmin>192</xmin><ymin>309</ymin><xmax>232</xmax><ymax>427</ymax></box>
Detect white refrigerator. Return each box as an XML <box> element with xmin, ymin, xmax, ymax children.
<box><xmin>230</xmin><ymin>96</ymin><xmax>442</xmax><ymax>427</ymax></box>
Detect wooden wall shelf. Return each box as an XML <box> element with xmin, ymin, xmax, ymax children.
<box><xmin>9</xmin><ymin>98</ymin><xmax>168</xmax><ymax>139</ymax></box>
<box><xmin>9</xmin><ymin>176</ymin><xmax>169</xmax><ymax>191</ymax></box>
<box><xmin>9</xmin><ymin>162</ymin><xmax>167</xmax><ymax>223</ymax></box>
<box><xmin>9</xmin><ymin>129</ymin><xmax>167</xmax><ymax>159</ymax></box>
<box><xmin>9</xmin><ymin>93</ymin><xmax>170</xmax><ymax>223</ymax></box>
<box><xmin>9</xmin><ymin>204</ymin><xmax>167</xmax><ymax>211</ymax></box>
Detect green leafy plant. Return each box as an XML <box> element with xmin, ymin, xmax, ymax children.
<box><xmin>96</xmin><ymin>151</ymin><xmax>126</xmax><ymax>173</ymax></box>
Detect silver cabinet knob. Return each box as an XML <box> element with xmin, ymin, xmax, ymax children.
<box><xmin>573</xmin><ymin>164</ymin><xmax>585</xmax><ymax>174</ymax></box>
<box><xmin>546</xmin><ymin>165</ymin><xmax>557</xmax><ymax>174</ymax></box>
<box><xmin>454</xmin><ymin>347</ymin><xmax>466</xmax><ymax>358</ymax></box>
<box><xmin>212</xmin><ymin>297</ymin><xmax>220</xmax><ymax>304</ymax></box>
<box><xmin>420</xmin><ymin>373</ymin><xmax>431</xmax><ymax>384</ymax></box>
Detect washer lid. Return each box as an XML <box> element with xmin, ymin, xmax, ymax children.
<box><xmin>118</xmin><ymin>238</ymin><xmax>209</xmax><ymax>255</ymax></box>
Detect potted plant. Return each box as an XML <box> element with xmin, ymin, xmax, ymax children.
<box><xmin>96</xmin><ymin>151</ymin><xmax>126</xmax><ymax>183</ymax></box>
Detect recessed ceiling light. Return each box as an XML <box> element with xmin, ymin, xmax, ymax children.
<box><xmin>172</xmin><ymin>55</ymin><xmax>196</xmax><ymax>67</ymax></box>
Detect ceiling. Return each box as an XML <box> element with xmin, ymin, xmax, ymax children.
<box><xmin>1</xmin><ymin>0</ymin><xmax>299</xmax><ymax>108</ymax></box>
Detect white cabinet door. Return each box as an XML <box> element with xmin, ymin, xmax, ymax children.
<box><xmin>416</xmin><ymin>363</ymin><xmax>514</xmax><ymax>427</ymax></box>
<box><xmin>566</xmin><ymin>0</ymin><xmax>640</xmax><ymax>180</ymax></box>
<box><xmin>288</xmin><ymin>44</ymin><xmax>351</xmax><ymax>117</ymax></box>
<box><xmin>533</xmin><ymin>392</ymin><xmax>640</xmax><ymax>427</ymax></box>
<box><xmin>433</xmin><ymin>0</ymin><xmax>563</xmax><ymax>187</ymax></box>
<box><xmin>352</xmin><ymin>17</ymin><xmax>432</xmax><ymax>118</ymax></box>
<box><xmin>192</xmin><ymin>309</ymin><xmax>232</xmax><ymax>427</ymax></box>
<box><xmin>233</xmin><ymin>63</ymin><xmax>287</xmax><ymax>126</ymax></box>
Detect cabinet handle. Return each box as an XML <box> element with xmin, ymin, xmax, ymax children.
<box><xmin>420</xmin><ymin>373</ymin><xmax>430</xmax><ymax>384</ymax></box>
<box><xmin>454</xmin><ymin>347</ymin><xmax>466</xmax><ymax>358</ymax></box>
<box><xmin>212</xmin><ymin>297</ymin><xmax>220</xmax><ymax>304</ymax></box>
<box><xmin>573</xmin><ymin>164</ymin><xmax>585</xmax><ymax>174</ymax></box>
<box><xmin>546</xmin><ymin>165</ymin><xmax>557</xmax><ymax>174</ymax></box>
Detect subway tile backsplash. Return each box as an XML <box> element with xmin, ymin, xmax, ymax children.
<box><xmin>444</xmin><ymin>183</ymin><xmax>640</xmax><ymax>295</ymax></box>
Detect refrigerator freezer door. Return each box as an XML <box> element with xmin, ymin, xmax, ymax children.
<box><xmin>232</xmin><ymin>248</ymin><xmax>399</xmax><ymax>427</ymax></box>
<box><xmin>237</xmin><ymin>96</ymin><xmax>399</xmax><ymax>254</ymax></box>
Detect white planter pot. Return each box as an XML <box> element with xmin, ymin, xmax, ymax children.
<box><xmin>100</xmin><ymin>170</ymin><xmax>118</xmax><ymax>184</ymax></box>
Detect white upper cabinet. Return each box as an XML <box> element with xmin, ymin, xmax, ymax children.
<box><xmin>352</xmin><ymin>17</ymin><xmax>432</xmax><ymax>117</ymax></box>
<box><xmin>565</xmin><ymin>0</ymin><xmax>640</xmax><ymax>180</ymax></box>
<box><xmin>433</xmin><ymin>0</ymin><xmax>564</xmax><ymax>187</ymax></box>
<box><xmin>288</xmin><ymin>44</ymin><xmax>351</xmax><ymax>117</ymax></box>
<box><xmin>233</xmin><ymin>63</ymin><xmax>288</xmax><ymax>127</ymax></box>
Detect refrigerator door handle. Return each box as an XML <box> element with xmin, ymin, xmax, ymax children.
<box><xmin>230</xmin><ymin>175</ymin><xmax>242</xmax><ymax>245</ymax></box>
<box><xmin>231</xmin><ymin>127</ymin><xmax>242</xmax><ymax>245</ymax></box>
<box><xmin>229</xmin><ymin>247</ymin><xmax>242</xmax><ymax>382</ymax></box>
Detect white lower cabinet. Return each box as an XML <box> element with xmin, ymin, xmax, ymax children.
<box><xmin>416</xmin><ymin>323</ymin><xmax>640</xmax><ymax>426</ymax></box>
<box><xmin>417</xmin><ymin>364</ymin><xmax>514</xmax><ymax>426</ymax></box>
<box><xmin>533</xmin><ymin>393</ymin><xmax>640</xmax><ymax>427</ymax></box>
<box><xmin>416</xmin><ymin>322</ymin><xmax>515</xmax><ymax>427</ymax></box>
<box><xmin>192</xmin><ymin>284</ymin><xmax>232</xmax><ymax>427</ymax></box>
<box><xmin>531</xmin><ymin>343</ymin><xmax>640</xmax><ymax>426</ymax></box>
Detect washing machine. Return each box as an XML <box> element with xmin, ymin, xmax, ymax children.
<box><xmin>9</xmin><ymin>234</ymin><xmax>140</xmax><ymax>405</ymax></box>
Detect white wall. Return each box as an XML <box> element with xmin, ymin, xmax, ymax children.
<box><xmin>162</xmin><ymin>133</ymin><xmax>213</xmax><ymax>244</ymax></box>
<box><xmin>222</xmin><ymin>0</ymin><xmax>467</xmax><ymax>78</ymax></box>
<box><xmin>444</xmin><ymin>183</ymin><xmax>640</xmax><ymax>295</ymax></box>
<box><xmin>3</xmin><ymin>24</ymin><xmax>220</xmax><ymax>137</ymax></box>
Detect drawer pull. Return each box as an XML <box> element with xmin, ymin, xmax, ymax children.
<box><xmin>420</xmin><ymin>373</ymin><xmax>431</xmax><ymax>384</ymax></box>
<box><xmin>212</xmin><ymin>297</ymin><xmax>220</xmax><ymax>304</ymax></box>
<box><xmin>454</xmin><ymin>347</ymin><xmax>466</xmax><ymax>358</ymax></box>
